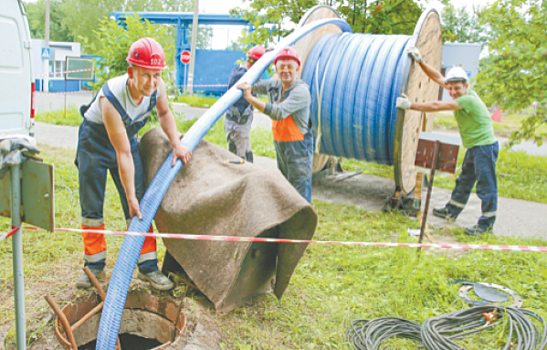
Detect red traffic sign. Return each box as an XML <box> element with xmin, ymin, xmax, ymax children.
<box><xmin>181</xmin><ymin>50</ymin><xmax>191</xmax><ymax>65</ymax></box>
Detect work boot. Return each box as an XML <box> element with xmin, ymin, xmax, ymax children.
<box><xmin>464</xmin><ymin>225</ymin><xmax>493</xmax><ymax>236</ymax></box>
<box><xmin>433</xmin><ymin>207</ymin><xmax>458</xmax><ymax>221</ymax></box>
<box><xmin>138</xmin><ymin>270</ymin><xmax>174</xmax><ymax>291</ymax></box>
<box><xmin>76</xmin><ymin>268</ymin><xmax>105</xmax><ymax>289</ymax></box>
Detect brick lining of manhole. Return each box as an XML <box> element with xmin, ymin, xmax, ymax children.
<box><xmin>54</xmin><ymin>289</ymin><xmax>186</xmax><ymax>349</ymax></box>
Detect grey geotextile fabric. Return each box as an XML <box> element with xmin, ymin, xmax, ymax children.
<box><xmin>139</xmin><ymin>128</ymin><xmax>318</xmax><ymax>309</ymax></box>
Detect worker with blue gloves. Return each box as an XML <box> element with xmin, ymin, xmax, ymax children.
<box><xmin>236</xmin><ymin>47</ymin><xmax>314</xmax><ymax>202</ymax></box>
<box><xmin>224</xmin><ymin>46</ymin><xmax>266</xmax><ymax>163</ymax></box>
<box><xmin>396</xmin><ymin>46</ymin><xmax>498</xmax><ymax>236</ymax></box>
<box><xmin>75</xmin><ymin>38</ymin><xmax>192</xmax><ymax>290</ymax></box>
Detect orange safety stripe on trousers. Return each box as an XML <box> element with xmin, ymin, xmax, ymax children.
<box><xmin>272</xmin><ymin>115</ymin><xmax>305</xmax><ymax>142</ymax></box>
<box><xmin>82</xmin><ymin>224</ymin><xmax>107</xmax><ymax>256</ymax></box>
<box><xmin>127</xmin><ymin>224</ymin><xmax>157</xmax><ymax>255</ymax></box>
<box><xmin>83</xmin><ymin>224</ymin><xmax>156</xmax><ymax>256</ymax></box>
<box><xmin>141</xmin><ymin>225</ymin><xmax>157</xmax><ymax>255</ymax></box>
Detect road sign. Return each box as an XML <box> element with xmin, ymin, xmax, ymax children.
<box><xmin>181</xmin><ymin>50</ymin><xmax>191</xmax><ymax>65</ymax></box>
<box><xmin>41</xmin><ymin>48</ymin><xmax>50</xmax><ymax>60</ymax></box>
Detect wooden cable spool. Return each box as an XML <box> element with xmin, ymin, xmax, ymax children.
<box><xmin>294</xmin><ymin>6</ymin><xmax>442</xmax><ymax>193</ymax></box>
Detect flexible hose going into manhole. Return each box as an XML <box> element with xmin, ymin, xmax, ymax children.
<box><xmin>95</xmin><ymin>17</ymin><xmax>352</xmax><ymax>350</ymax></box>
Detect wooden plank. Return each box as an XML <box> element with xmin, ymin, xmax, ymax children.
<box><xmin>395</xmin><ymin>10</ymin><xmax>443</xmax><ymax>193</ymax></box>
<box><xmin>294</xmin><ymin>6</ymin><xmax>343</xmax><ymax>78</ymax></box>
<box><xmin>294</xmin><ymin>6</ymin><xmax>342</xmax><ymax>173</ymax></box>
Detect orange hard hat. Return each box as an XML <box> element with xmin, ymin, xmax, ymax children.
<box><xmin>274</xmin><ymin>47</ymin><xmax>301</xmax><ymax>67</ymax></box>
<box><xmin>126</xmin><ymin>37</ymin><xmax>167</xmax><ymax>70</ymax></box>
<box><xmin>247</xmin><ymin>46</ymin><xmax>266</xmax><ymax>61</ymax></box>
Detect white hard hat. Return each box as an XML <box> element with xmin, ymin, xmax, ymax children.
<box><xmin>445</xmin><ymin>66</ymin><xmax>469</xmax><ymax>83</ymax></box>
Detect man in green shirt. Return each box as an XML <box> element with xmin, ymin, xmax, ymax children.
<box><xmin>396</xmin><ymin>47</ymin><xmax>499</xmax><ymax>236</ymax></box>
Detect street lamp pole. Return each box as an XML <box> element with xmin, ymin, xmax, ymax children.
<box><xmin>43</xmin><ymin>0</ymin><xmax>50</xmax><ymax>92</ymax></box>
<box><xmin>187</xmin><ymin>0</ymin><xmax>199</xmax><ymax>96</ymax></box>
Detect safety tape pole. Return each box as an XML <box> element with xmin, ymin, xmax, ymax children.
<box><xmin>9</xmin><ymin>226</ymin><xmax>547</xmax><ymax>253</ymax></box>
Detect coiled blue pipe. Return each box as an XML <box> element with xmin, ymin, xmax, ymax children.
<box><xmin>303</xmin><ymin>33</ymin><xmax>411</xmax><ymax>165</ymax></box>
<box><xmin>95</xmin><ymin>17</ymin><xmax>352</xmax><ymax>350</ymax></box>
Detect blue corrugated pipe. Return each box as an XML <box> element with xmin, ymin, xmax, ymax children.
<box><xmin>302</xmin><ymin>33</ymin><xmax>412</xmax><ymax>165</ymax></box>
<box><xmin>95</xmin><ymin>17</ymin><xmax>352</xmax><ymax>350</ymax></box>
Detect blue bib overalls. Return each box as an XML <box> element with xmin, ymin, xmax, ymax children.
<box><xmin>76</xmin><ymin>84</ymin><xmax>159</xmax><ymax>273</ymax></box>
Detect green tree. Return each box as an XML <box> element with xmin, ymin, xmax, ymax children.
<box><xmin>230</xmin><ymin>0</ymin><xmax>423</xmax><ymax>52</ymax></box>
<box><xmin>227</xmin><ymin>38</ymin><xmax>244</xmax><ymax>51</ymax></box>
<box><xmin>337</xmin><ymin>0</ymin><xmax>422</xmax><ymax>34</ymax></box>
<box><xmin>474</xmin><ymin>0</ymin><xmax>547</xmax><ymax>145</ymax></box>
<box><xmin>25</xmin><ymin>0</ymin><xmax>73</xmax><ymax>42</ymax></box>
<box><xmin>60</xmin><ymin>0</ymin><xmax>192</xmax><ymax>51</ymax></box>
<box><xmin>441</xmin><ymin>3</ymin><xmax>486</xmax><ymax>45</ymax></box>
<box><xmin>85</xmin><ymin>13</ymin><xmax>175</xmax><ymax>92</ymax></box>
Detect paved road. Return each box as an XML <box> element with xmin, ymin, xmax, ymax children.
<box><xmin>34</xmin><ymin>121</ymin><xmax>547</xmax><ymax>239</ymax></box>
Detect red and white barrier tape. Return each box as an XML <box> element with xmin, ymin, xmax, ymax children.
<box><xmin>34</xmin><ymin>90</ymin><xmax>93</xmax><ymax>96</ymax></box>
<box><xmin>2</xmin><ymin>226</ymin><xmax>545</xmax><ymax>253</ymax></box>
<box><xmin>0</xmin><ymin>227</ymin><xmax>19</xmax><ymax>241</ymax></box>
<box><xmin>34</xmin><ymin>68</ymin><xmax>95</xmax><ymax>78</ymax></box>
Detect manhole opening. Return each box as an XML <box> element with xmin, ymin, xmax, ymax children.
<box><xmin>54</xmin><ymin>289</ymin><xmax>186</xmax><ymax>350</ymax></box>
<box><xmin>79</xmin><ymin>334</ymin><xmax>162</xmax><ymax>350</ymax></box>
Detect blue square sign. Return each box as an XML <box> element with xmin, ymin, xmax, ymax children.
<box><xmin>41</xmin><ymin>48</ymin><xmax>50</xmax><ymax>60</ymax></box>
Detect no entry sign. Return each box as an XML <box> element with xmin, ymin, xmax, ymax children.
<box><xmin>181</xmin><ymin>50</ymin><xmax>191</xmax><ymax>65</ymax></box>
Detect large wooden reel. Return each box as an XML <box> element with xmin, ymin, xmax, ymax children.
<box><xmin>293</xmin><ymin>6</ymin><xmax>442</xmax><ymax>193</ymax></box>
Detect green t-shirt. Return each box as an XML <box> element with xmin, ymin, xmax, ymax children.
<box><xmin>454</xmin><ymin>90</ymin><xmax>497</xmax><ymax>148</ymax></box>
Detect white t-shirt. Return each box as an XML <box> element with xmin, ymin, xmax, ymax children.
<box><xmin>84</xmin><ymin>74</ymin><xmax>159</xmax><ymax>125</ymax></box>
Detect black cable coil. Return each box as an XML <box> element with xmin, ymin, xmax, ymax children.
<box><xmin>346</xmin><ymin>306</ymin><xmax>547</xmax><ymax>350</ymax></box>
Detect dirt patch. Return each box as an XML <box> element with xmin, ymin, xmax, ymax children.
<box><xmin>2</xmin><ymin>268</ymin><xmax>224</xmax><ymax>350</ymax></box>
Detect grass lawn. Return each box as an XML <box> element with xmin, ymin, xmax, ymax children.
<box><xmin>0</xmin><ymin>144</ymin><xmax>547</xmax><ymax>350</ymax></box>
<box><xmin>1</xmin><ymin>144</ymin><xmax>546</xmax><ymax>349</ymax></box>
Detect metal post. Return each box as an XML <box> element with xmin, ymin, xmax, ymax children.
<box><xmin>64</xmin><ymin>57</ymin><xmax>67</xmax><ymax>119</ymax></box>
<box><xmin>417</xmin><ymin>140</ymin><xmax>440</xmax><ymax>256</ymax></box>
<box><xmin>11</xmin><ymin>164</ymin><xmax>26</xmax><ymax>349</ymax></box>
<box><xmin>187</xmin><ymin>0</ymin><xmax>199</xmax><ymax>96</ymax></box>
<box><xmin>43</xmin><ymin>0</ymin><xmax>50</xmax><ymax>92</ymax></box>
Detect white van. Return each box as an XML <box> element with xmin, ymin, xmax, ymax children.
<box><xmin>0</xmin><ymin>0</ymin><xmax>35</xmax><ymax>137</ymax></box>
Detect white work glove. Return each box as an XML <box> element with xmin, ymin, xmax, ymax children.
<box><xmin>396</xmin><ymin>94</ymin><xmax>412</xmax><ymax>110</ymax></box>
<box><xmin>406</xmin><ymin>46</ymin><xmax>423</xmax><ymax>63</ymax></box>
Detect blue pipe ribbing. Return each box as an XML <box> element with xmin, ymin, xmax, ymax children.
<box><xmin>303</xmin><ymin>33</ymin><xmax>411</xmax><ymax>165</ymax></box>
<box><xmin>95</xmin><ymin>18</ymin><xmax>352</xmax><ymax>350</ymax></box>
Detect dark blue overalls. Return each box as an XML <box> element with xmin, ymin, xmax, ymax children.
<box><xmin>76</xmin><ymin>83</ymin><xmax>158</xmax><ymax>273</ymax></box>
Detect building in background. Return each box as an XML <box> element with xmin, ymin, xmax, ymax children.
<box><xmin>32</xmin><ymin>39</ymin><xmax>95</xmax><ymax>92</ymax></box>
<box><xmin>440</xmin><ymin>42</ymin><xmax>482</xmax><ymax>101</ymax></box>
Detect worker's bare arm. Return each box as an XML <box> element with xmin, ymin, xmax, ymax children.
<box><xmin>237</xmin><ymin>81</ymin><xmax>267</xmax><ymax>112</ymax></box>
<box><xmin>100</xmin><ymin>97</ymin><xmax>142</xmax><ymax>219</ymax></box>
<box><xmin>418</xmin><ymin>61</ymin><xmax>449</xmax><ymax>90</ymax></box>
<box><xmin>156</xmin><ymin>80</ymin><xmax>193</xmax><ymax>166</ymax></box>
<box><xmin>411</xmin><ymin>100</ymin><xmax>461</xmax><ymax>112</ymax></box>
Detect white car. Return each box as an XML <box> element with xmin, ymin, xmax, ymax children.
<box><xmin>0</xmin><ymin>0</ymin><xmax>35</xmax><ymax>137</ymax></box>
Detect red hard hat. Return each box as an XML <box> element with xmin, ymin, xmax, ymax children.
<box><xmin>274</xmin><ymin>47</ymin><xmax>301</xmax><ymax>67</ymax></box>
<box><xmin>247</xmin><ymin>46</ymin><xmax>266</xmax><ymax>61</ymax></box>
<box><xmin>126</xmin><ymin>37</ymin><xmax>167</xmax><ymax>70</ymax></box>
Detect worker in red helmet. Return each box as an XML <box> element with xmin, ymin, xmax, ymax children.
<box><xmin>224</xmin><ymin>45</ymin><xmax>266</xmax><ymax>162</ymax></box>
<box><xmin>236</xmin><ymin>46</ymin><xmax>313</xmax><ymax>202</ymax></box>
<box><xmin>75</xmin><ymin>37</ymin><xmax>192</xmax><ymax>290</ymax></box>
